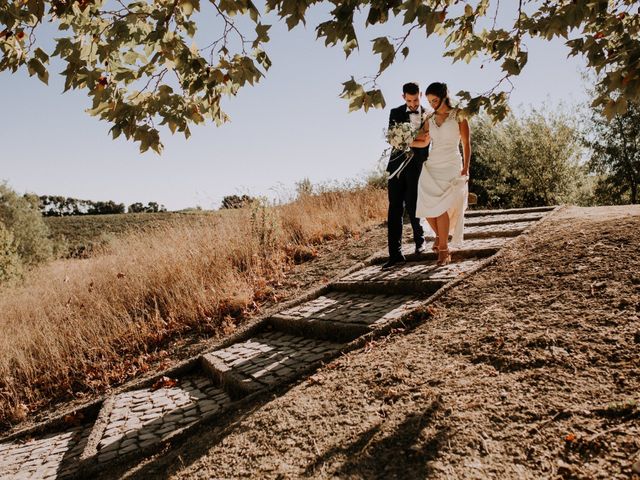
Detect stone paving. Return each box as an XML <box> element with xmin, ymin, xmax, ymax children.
<box><xmin>0</xmin><ymin>424</ymin><xmax>90</xmax><ymax>480</ymax></box>
<box><xmin>202</xmin><ymin>332</ymin><xmax>344</xmax><ymax>396</ymax></box>
<box><xmin>464</xmin><ymin>220</ymin><xmax>533</xmax><ymax>238</ymax></box>
<box><xmin>272</xmin><ymin>292</ymin><xmax>423</xmax><ymax>327</ymax></box>
<box><xmin>93</xmin><ymin>376</ymin><xmax>231</xmax><ymax>465</ymax></box>
<box><xmin>336</xmin><ymin>258</ymin><xmax>483</xmax><ymax>284</ymax></box>
<box><xmin>403</xmin><ymin>237</ymin><xmax>509</xmax><ymax>256</ymax></box>
<box><xmin>465</xmin><ymin>211</ymin><xmax>545</xmax><ymax>226</ymax></box>
<box><xmin>465</xmin><ymin>206</ymin><xmax>555</xmax><ymax>217</ymax></box>
<box><xmin>268</xmin><ymin>292</ymin><xmax>426</xmax><ymax>341</ymax></box>
<box><xmin>0</xmin><ymin>207</ymin><xmax>555</xmax><ymax>479</ymax></box>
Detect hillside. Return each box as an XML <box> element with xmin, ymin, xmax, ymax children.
<box><xmin>1</xmin><ymin>205</ymin><xmax>638</xmax><ymax>480</ymax></box>
<box><xmin>129</xmin><ymin>205</ymin><xmax>640</xmax><ymax>480</ymax></box>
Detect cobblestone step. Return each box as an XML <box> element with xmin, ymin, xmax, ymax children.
<box><xmin>78</xmin><ymin>375</ymin><xmax>231</xmax><ymax>475</ymax></box>
<box><xmin>465</xmin><ymin>211</ymin><xmax>545</xmax><ymax>227</ymax></box>
<box><xmin>464</xmin><ymin>221</ymin><xmax>533</xmax><ymax>239</ymax></box>
<box><xmin>0</xmin><ymin>423</ymin><xmax>91</xmax><ymax>480</ymax></box>
<box><xmin>201</xmin><ymin>332</ymin><xmax>344</xmax><ymax>399</ymax></box>
<box><xmin>267</xmin><ymin>292</ymin><xmax>425</xmax><ymax>342</ymax></box>
<box><xmin>398</xmin><ymin>237</ymin><xmax>508</xmax><ymax>263</ymax></box>
<box><xmin>331</xmin><ymin>258</ymin><xmax>483</xmax><ymax>295</ymax></box>
<box><xmin>465</xmin><ymin>205</ymin><xmax>555</xmax><ymax>217</ymax></box>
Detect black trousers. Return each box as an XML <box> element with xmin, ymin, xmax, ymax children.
<box><xmin>387</xmin><ymin>158</ymin><xmax>425</xmax><ymax>258</ymax></box>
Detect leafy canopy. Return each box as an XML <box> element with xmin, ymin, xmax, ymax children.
<box><xmin>585</xmin><ymin>95</ymin><xmax>640</xmax><ymax>204</ymax></box>
<box><xmin>1</xmin><ymin>0</ymin><xmax>638</xmax><ymax>152</ymax></box>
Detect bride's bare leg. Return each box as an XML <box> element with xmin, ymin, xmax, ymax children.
<box><xmin>436</xmin><ymin>212</ymin><xmax>450</xmax><ymax>250</ymax></box>
<box><xmin>426</xmin><ymin>217</ymin><xmax>438</xmax><ymax>251</ymax></box>
<box><xmin>436</xmin><ymin>212</ymin><xmax>452</xmax><ymax>265</ymax></box>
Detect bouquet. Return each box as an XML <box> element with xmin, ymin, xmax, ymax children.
<box><xmin>386</xmin><ymin>121</ymin><xmax>418</xmax><ymax>152</ymax></box>
<box><xmin>383</xmin><ymin>117</ymin><xmax>425</xmax><ymax>179</ymax></box>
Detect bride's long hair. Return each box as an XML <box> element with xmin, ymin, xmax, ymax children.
<box><xmin>425</xmin><ymin>82</ymin><xmax>453</xmax><ymax>110</ymax></box>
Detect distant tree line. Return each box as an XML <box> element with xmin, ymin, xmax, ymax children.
<box><xmin>127</xmin><ymin>202</ymin><xmax>167</xmax><ymax>213</ymax></box>
<box><xmin>37</xmin><ymin>195</ymin><xmax>125</xmax><ymax>216</ymax></box>
<box><xmin>33</xmin><ymin>195</ymin><xmax>166</xmax><ymax>216</ymax></box>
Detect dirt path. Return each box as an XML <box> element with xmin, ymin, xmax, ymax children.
<box><xmin>124</xmin><ymin>206</ymin><xmax>640</xmax><ymax>479</ymax></box>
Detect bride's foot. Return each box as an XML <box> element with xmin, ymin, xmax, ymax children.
<box><xmin>437</xmin><ymin>247</ymin><xmax>451</xmax><ymax>266</ymax></box>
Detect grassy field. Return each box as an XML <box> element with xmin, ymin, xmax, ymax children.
<box><xmin>0</xmin><ymin>187</ymin><xmax>387</xmax><ymax>428</ymax></box>
<box><xmin>44</xmin><ymin>210</ymin><xmax>221</xmax><ymax>257</ymax></box>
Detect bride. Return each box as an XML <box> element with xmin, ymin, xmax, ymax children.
<box><xmin>416</xmin><ymin>82</ymin><xmax>471</xmax><ymax>266</ymax></box>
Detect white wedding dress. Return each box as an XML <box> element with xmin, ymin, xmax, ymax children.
<box><xmin>415</xmin><ymin>109</ymin><xmax>468</xmax><ymax>246</ymax></box>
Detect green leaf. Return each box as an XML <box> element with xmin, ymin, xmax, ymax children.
<box><xmin>343</xmin><ymin>38</ymin><xmax>358</xmax><ymax>58</ymax></box>
<box><xmin>110</xmin><ymin>125</ymin><xmax>122</xmax><ymax>139</ymax></box>
<box><xmin>179</xmin><ymin>0</ymin><xmax>196</xmax><ymax>16</ymax></box>
<box><xmin>27</xmin><ymin>0</ymin><xmax>45</xmax><ymax>18</ymax></box>
<box><xmin>27</xmin><ymin>58</ymin><xmax>48</xmax><ymax>84</ymax></box>
<box><xmin>247</xmin><ymin>1</ymin><xmax>259</xmax><ymax>23</ymax></box>
<box><xmin>464</xmin><ymin>4</ymin><xmax>473</xmax><ymax>17</ymax></box>
<box><xmin>372</xmin><ymin>36</ymin><xmax>395</xmax><ymax>73</ymax></box>
<box><xmin>34</xmin><ymin>48</ymin><xmax>49</xmax><ymax>63</ymax></box>
<box><xmin>253</xmin><ymin>22</ymin><xmax>271</xmax><ymax>48</ymax></box>
<box><xmin>501</xmin><ymin>58</ymin><xmax>520</xmax><ymax>75</ymax></box>
<box><xmin>369</xmin><ymin>89</ymin><xmax>386</xmax><ymax>109</ymax></box>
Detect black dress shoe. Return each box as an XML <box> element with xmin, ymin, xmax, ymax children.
<box><xmin>415</xmin><ymin>243</ymin><xmax>426</xmax><ymax>254</ymax></box>
<box><xmin>381</xmin><ymin>255</ymin><xmax>406</xmax><ymax>270</ymax></box>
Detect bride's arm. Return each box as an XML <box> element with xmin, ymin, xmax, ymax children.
<box><xmin>411</xmin><ymin>122</ymin><xmax>430</xmax><ymax>148</ymax></box>
<box><xmin>459</xmin><ymin>118</ymin><xmax>471</xmax><ymax>176</ymax></box>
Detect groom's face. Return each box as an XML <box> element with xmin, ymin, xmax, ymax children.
<box><xmin>403</xmin><ymin>92</ymin><xmax>420</xmax><ymax>111</ymax></box>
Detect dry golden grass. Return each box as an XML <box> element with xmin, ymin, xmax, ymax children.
<box><xmin>0</xmin><ymin>187</ymin><xmax>386</xmax><ymax>427</ymax></box>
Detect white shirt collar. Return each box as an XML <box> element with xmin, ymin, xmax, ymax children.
<box><xmin>405</xmin><ymin>105</ymin><xmax>423</xmax><ymax>114</ymax></box>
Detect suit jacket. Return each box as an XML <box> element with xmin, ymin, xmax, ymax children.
<box><xmin>386</xmin><ymin>104</ymin><xmax>429</xmax><ymax>173</ymax></box>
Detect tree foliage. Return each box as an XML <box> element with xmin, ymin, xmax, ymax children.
<box><xmin>38</xmin><ymin>194</ymin><xmax>126</xmax><ymax>215</ymax></box>
<box><xmin>0</xmin><ymin>222</ymin><xmax>23</xmax><ymax>285</ymax></box>
<box><xmin>585</xmin><ymin>97</ymin><xmax>640</xmax><ymax>204</ymax></box>
<box><xmin>220</xmin><ymin>193</ymin><xmax>255</xmax><ymax>209</ymax></box>
<box><xmin>1</xmin><ymin>0</ymin><xmax>638</xmax><ymax>152</ymax></box>
<box><xmin>0</xmin><ymin>183</ymin><xmax>54</xmax><ymax>268</ymax></box>
<box><xmin>128</xmin><ymin>201</ymin><xmax>167</xmax><ymax>212</ymax></box>
<box><xmin>470</xmin><ymin>108</ymin><xmax>588</xmax><ymax>208</ymax></box>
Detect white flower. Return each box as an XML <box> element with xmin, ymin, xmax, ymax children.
<box><xmin>385</xmin><ymin>121</ymin><xmax>421</xmax><ymax>152</ymax></box>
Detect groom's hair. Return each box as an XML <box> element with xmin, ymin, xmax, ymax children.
<box><xmin>402</xmin><ymin>82</ymin><xmax>420</xmax><ymax>95</ymax></box>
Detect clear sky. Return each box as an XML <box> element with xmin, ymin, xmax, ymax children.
<box><xmin>0</xmin><ymin>3</ymin><xmax>588</xmax><ymax>210</ymax></box>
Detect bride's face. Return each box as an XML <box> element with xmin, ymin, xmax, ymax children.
<box><xmin>427</xmin><ymin>94</ymin><xmax>443</xmax><ymax>111</ymax></box>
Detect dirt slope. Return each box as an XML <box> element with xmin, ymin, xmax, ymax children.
<box><xmin>124</xmin><ymin>206</ymin><xmax>640</xmax><ymax>480</ymax></box>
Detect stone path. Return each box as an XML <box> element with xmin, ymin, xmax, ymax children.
<box><xmin>0</xmin><ymin>206</ymin><xmax>556</xmax><ymax>479</ymax></box>
<box><xmin>88</xmin><ymin>376</ymin><xmax>231</xmax><ymax>465</ymax></box>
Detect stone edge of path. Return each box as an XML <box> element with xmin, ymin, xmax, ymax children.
<box><xmin>79</xmin><ymin>398</ymin><xmax>115</xmax><ymax>463</ymax></box>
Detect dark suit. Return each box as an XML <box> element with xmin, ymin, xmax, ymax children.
<box><xmin>386</xmin><ymin>104</ymin><xmax>429</xmax><ymax>258</ymax></box>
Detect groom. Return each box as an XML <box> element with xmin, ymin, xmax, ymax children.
<box><xmin>383</xmin><ymin>82</ymin><xmax>429</xmax><ymax>270</ymax></box>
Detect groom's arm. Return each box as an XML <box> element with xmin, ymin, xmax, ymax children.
<box><xmin>388</xmin><ymin>107</ymin><xmax>402</xmax><ymax>128</ymax></box>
